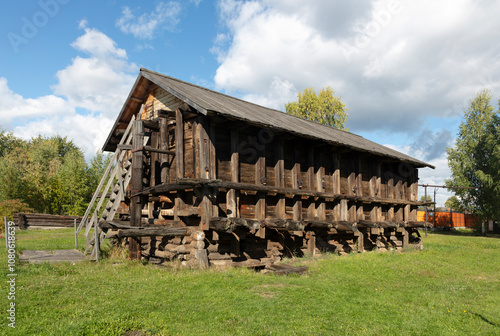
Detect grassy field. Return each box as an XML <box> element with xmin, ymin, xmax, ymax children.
<box><xmin>1</xmin><ymin>228</ymin><xmax>499</xmax><ymax>335</ymax></box>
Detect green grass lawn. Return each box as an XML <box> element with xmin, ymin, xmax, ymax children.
<box><xmin>1</xmin><ymin>228</ymin><xmax>499</xmax><ymax>335</ymax></box>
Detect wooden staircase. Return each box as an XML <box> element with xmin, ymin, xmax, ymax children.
<box><xmin>77</xmin><ymin>115</ymin><xmax>142</xmax><ymax>260</ymax></box>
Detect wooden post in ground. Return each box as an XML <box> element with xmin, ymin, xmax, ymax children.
<box><xmin>4</xmin><ymin>216</ymin><xmax>8</xmax><ymax>249</ymax></box>
<box><xmin>129</xmin><ymin>119</ymin><xmax>144</xmax><ymax>260</ymax></box>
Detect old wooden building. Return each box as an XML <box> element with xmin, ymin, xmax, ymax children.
<box><xmin>79</xmin><ymin>68</ymin><xmax>433</xmax><ymax>267</ymax></box>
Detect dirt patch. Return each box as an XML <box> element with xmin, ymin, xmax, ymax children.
<box><xmin>251</xmin><ymin>283</ymin><xmax>286</xmax><ymax>299</ymax></box>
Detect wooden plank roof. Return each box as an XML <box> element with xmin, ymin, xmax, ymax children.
<box><xmin>103</xmin><ymin>68</ymin><xmax>434</xmax><ymax>168</ymax></box>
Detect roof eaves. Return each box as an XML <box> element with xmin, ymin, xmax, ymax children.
<box><xmin>140</xmin><ymin>68</ymin><xmax>208</xmax><ymax>115</ymax></box>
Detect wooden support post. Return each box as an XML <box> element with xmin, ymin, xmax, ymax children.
<box><xmin>404</xmin><ymin>204</ymin><xmax>411</xmax><ymax>224</ymax></box>
<box><xmin>307</xmin><ymin>232</ymin><xmax>316</xmax><ymax>257</ymax></box>
<box><xmin>340</xmin><ymin>199</ymin><xmax>348</xmax><ymax>221</ymax></box>
<box><xmin>355</xmin><ymin>230</ymin><xmax>364</xmax><ymax>252</ymax></box>
<box><xmin>150</xmin><ymin>128</ymin><xmax>159</xmax><ymax>187</ymax></box>
<box><xmin>315</xmin><ymin>151</ymin><xmax>326</xmax><ymax>220</ymax></box>
<box><xmin>307</xmin><ymin>149</ymin><xmax>315</xmax><ymax>219</ymax></box>
<box><xmin>175</xmin><ymin>108</ymin><xmax>184</xmax><ymax>179</ymax></box>
<box><xmin>130</xmin><ymin>119</ymin><xmax>144</xmax><ymax>260</ymax></box>
<box><xmin>198</xmin><ymin>117</ymin><xmax>210</xmax><ymax>179</ymax></box>
<box><xmin>356</xmin><ymin>157</ymin><xmax>363</xmax><ymax>196</ymax></box>
<box><xmin>275</xmin><ymin>139</ymin><xmax>285</xmax><ymax>219</ymax></box>
<box><xmin>227</xmin><ymin>129</ymin><xmax>239</xmax><ymax>217</ymax></box>
<box><xmin>292</xmin><ymin>147</ymin><xmax>302</xmax><ymax>221</ymax></box>
<box><xmin>198</xmin><ymin>117</ymin><xmax>212</xmax><ymax>230</ymax></box>
<box><xmin>159</xmin><ymin>116</ymin><xmax>169</xmax><ymax>184</ymax></box>
<box><xmin>209</xmin><ymin>122</ymin><xmax>218</xmax><ymax>217</ymax></box>
<box><xmin>209</xmin><ymin>122</ymin><xmax>217</xmax><ymax>180</ymax></box>
<box><xmin>255</xmin><ymin>147</ymin><xmax>266</xmax><ymax>238</ymax></box>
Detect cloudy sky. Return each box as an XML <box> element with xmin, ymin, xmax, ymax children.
<box><xmin>1</xmin><ymin>0</ymin><xmax>499</xmax><ymax>205</ymax></box>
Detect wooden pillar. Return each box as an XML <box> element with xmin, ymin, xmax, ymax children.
<box><xmin>292</xmin><ymin>146</ymin><xmax>302</xmax><ymax>221</ymax></box>
<box><xmin>175</xmin><ymin>108</ymin><xmax>184</xmax><ymax>179</ymax></box>
<box><xmin>356</xmin><ymin>158</ymin><xmax>363</xmax><ymax>221</ymax></box>
<box><xmin>198</xmin><ymin>116</ymin><xmax>211</xmax><ymax>230</ymax></box>
<box><xmin>307</xmin><ymin>148</ymin><xmax>315</xmax><ymax>219</ymax></box>
<box><xmin>227</xmin><ymin>129</ymin><xmax>239</xmax><ymax>217</ymax></box>
<box><xmin>370</xmin><ymin>161</ymin><xmax>382</xmax><ymax>222</ymax></box>
<box><xmin>209</xmin><ymin>122</ymin><xmax>218</xmax><ymax>217</ymax></box>
<box><xmin>174</xmin><ymin>109</ymin><xmax>185</xmax><ymax>223</ymax></box>
<box><xmin>130</xmin><ymin>119</ymin><xmax>144</xmax><ymax>260</ymax></box>
<box><xmin>332</xmin><ymin>152</ymin><xmax>341</xmax><ymax>220</ymax></box>
<box><xmin>340</xmin><ymin>199</ymin><xmax>348</xmax><ymax>221</ymax></box>
<box><xmin>387</xmin><ymin>166</ymin><xmax>395</xmax><ymax>221</ymax></box>
<box><xmin>255</xmin><ymin>144</ymin><xmax>266</xmax><ymax>238</ymax></box>
<box><xmin>315</xmin><ymin>151</ymin><xmax>326</xmax><ymax>221</ymax></box>
<box><xmin>159</xmin><ymin>116</ymin><xmax>169</xmax><ymax>184</ymax></box>
<box><xmin>275</xmin><ymin>139</ymin><xmax>285</xmax><ymax>219</ymax></box>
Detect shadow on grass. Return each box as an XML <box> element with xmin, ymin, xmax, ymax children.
<box><xmin>427</xmin><ymin>228</ymin><xmax>500</xmax><ymax>239</ymax></box>
<box><xmin>470</xmin><ymin>312</ymin><xmax>500</xmax><ymax>328</ymax></box>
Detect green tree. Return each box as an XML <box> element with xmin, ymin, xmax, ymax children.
<box><xmin>285</xmin><ymin>87</ymin><xmax>349</xmax><ymax>130</ymax></box>
<box><xmin>446</xmin><ymin>89</ymin><xmax>500</xmax><ymax>220</ymax></box>
<box><xmin>444</xmin><ymin>196</ymin><xmax>463</xmax><ymax>212</ymax></box>
<box><xmin>0</xmin><ymin>129</ymin><xmax>25</xmax><ymax>157</ymax></box>
<box><xmin>0</xmin><ymin>134</ymin><xmax>106</xmax><ymax>216</ymax></box>
<box><xmin>418</xmin><ymin>195</ymin><xmax>433</xmax><ymax>210</ymax></box>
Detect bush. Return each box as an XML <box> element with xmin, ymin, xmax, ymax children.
<box><xmin>0</xmin><ymin>199</ymin><xmax>33</xmax><ymax>233</ymax></box>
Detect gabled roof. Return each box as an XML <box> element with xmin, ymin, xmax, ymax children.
<box><xmin>103</xmin><ymin>68</ymin><xmax>434</xmax><ymax>169</ymax></box>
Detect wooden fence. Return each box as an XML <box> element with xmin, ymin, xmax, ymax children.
<box><xmin>417</xmin><ymin>210</ymin><xmax>481</xmax><ymax>229</ymax></box>
<box><xmin>13</xmin><ymin>213</ymin><xmax>82</xmax><ymax>229</ymax></box>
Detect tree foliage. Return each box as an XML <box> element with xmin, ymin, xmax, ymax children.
<box><xmin>444</xmin><ymin>196</ymin><xmax>463</xmax><ymax>212</ymax></box>
<box><xmin>285</xmin><ymin>87</ymin><xmax>349</xmax><ymax>130</ymax></box>
<box><xmin>0</xmin><ymin>132</ymin><xmax>111</xmax><ymax>216</ymax></box>
<box><xmin>446</xmin><ymin>89</ymin><xmax>500</xmax><ymax>220</ymax></box>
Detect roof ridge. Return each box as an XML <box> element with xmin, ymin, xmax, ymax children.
<box><xmin>140</xmin><ymin>67</ymin><xmax>357</xmax><ymax>136</ymax></box>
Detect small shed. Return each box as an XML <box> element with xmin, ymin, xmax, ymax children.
<box><xmin>80</xmin><ymin>68</ymin><xmax>433</xmax><ymax>266</ymax></box>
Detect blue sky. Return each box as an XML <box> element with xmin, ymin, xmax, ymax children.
<box><xmin>2</xmin><ymin>0</ymin><xmax>500</xmax><ymax>206</ymax></box>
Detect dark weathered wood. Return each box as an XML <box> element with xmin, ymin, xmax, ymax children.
<box><xmin>264</xmin><ymin>218</ymin><xmax>304</xmax><ymax>231</ymax></box>
<box><xmin>198</xmin><ymin>116</ymin><xmax>210</xmax><ymax>179</ymax></box>
<box><xmin>159</xmin><ymin>116</ymin><xmax>169</xmax><ymax>184</ymax></box>
<box><xmin>117</xmin><ymin>226</ymin><xmax>189</xmax><ymax>238</ymax></box>
<box><xmin>357</xmin><ymin>220</ymin><xmax>379</xmax><ymax>228</ymax></box>
<box><xmin>143</xmin><ymin>119</ymin><xmax>160</xmax><ymax>131</ymax></box>
<box><xmin>130</xmin><ymin>119</ymin><xmax>144</xmax><ymax>260</ymax></box>
<box><xmin>407</xmin><ymin>221</ymin><xmax>432</xmax><ymax>228</ymax></box>
<box><xmin>255</xmin><ymin>149</ymin><xmax>266</xmax><ymax>238</ymax></box>
<box><xmin>292</xmin><ymin>145</ymin><xmax>302</xmax><ymax>221</ymax></box>
<box><xmin>227</xmin><ymin>129</ymin><xmax>239</xmax><ymax>217</ymax></box>
<box><xmin>209</xmin><ymin>217</ymin><xmax>260</xmax><ymax>232</ymax></box>
<box><xmin>306</xmin><ymin>220</ymin><xmax>357</xmax><ymax>231</ymax></box>
<box><xmin>152</xmin><ymin>178</ymin><xmax>422</xmax><ymax>206</ymax></box>
<box><xmin>275</xmin><ymin>139</ymin><xmax>286</xmax><ymax>219</ymax></box>
<box><xmin>175</xmin><ymin>108</ymin><xmax>184</xmax><ymax>179</ymax></box>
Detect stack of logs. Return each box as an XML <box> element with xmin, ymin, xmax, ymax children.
<box><xmin>13</xmin><ymin>213</ymin><xmax>82</xmax><ymax>229</ymax></box>
<box><xmin>101</xmin><ymin>218</ymin><xmax>428</xmax><ymax>267</ymax></box>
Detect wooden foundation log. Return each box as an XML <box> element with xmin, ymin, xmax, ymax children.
<box><xmin>209</xmin><ymin>217</ymin><xmax>260</xmax><ymax>232</ymax></box>
<box><xmin>357</xmin><ymin>220</ymin><xmax>379</xmax><ymax>228</ymax></box>
<box><xmin>407</xmin><ymin>221</ymin><xmax>433</xmax><ymax>228</ymax></box>
<box><xmin>117</xmin><ymin>226</ymin><xmax>189</xmax><ymax>238</ymax></box>
<box><xmin>264</xmin><ymin>219</ymin><xmax>304</xmax><ymax>231</ymax></box>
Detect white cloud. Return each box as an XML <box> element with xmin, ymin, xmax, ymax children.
<box><xmin>52</xmin><ymin>27</ymin><xmax>137</xmax><ymax>117</ymax></box>
<box><xmin>4</xmin><ymin>26</ymin><xmax>138</xmax><ymax>160</ymax></box>
<box><xmin>213</xmin><ymin>0</ymin><xmax>500</xmax><ymax>133</ymax></box>
<box><xmin>14</xmin><ymin>114</ymin><xmax>114</xmax><ymax>161</ymax></box>
<box><xmin>116</xmin><ymin>2</ymin><xmax>182</xmax><ymax>39</ymax></box>
<box><xmin>212</xmin><ymin>0</ymin><xmax>500</xmax><ymax>196</ymax></box>
<box><xmin>0</xmin><ymin>78</ymin><xmax>71</xmax><ymax>126</ymax></box>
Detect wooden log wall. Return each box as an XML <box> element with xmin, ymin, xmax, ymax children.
<box><xmin>111</xmin><ymin>88</ymin><xmax>427</xmax><ymax>266</ymax></box>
